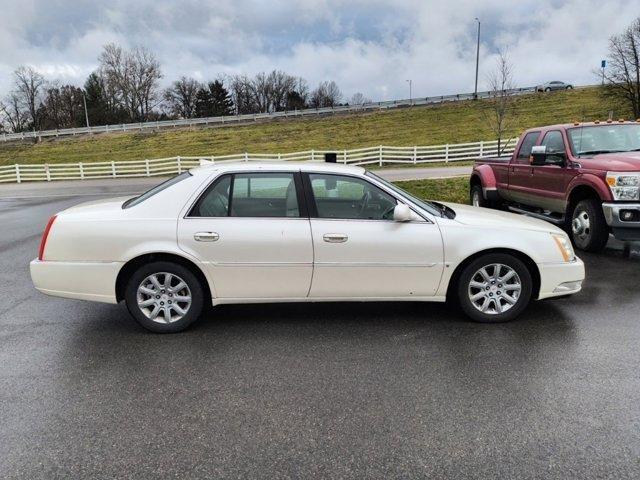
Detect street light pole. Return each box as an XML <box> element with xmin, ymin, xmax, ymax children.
<box><xmin>406</xmin><ymin>79</ymin><xmax>412</xmax><ymax>104</ymax></box>
<box><xmin>82</xmin><ymin>92</ymin><xmax>90</xmax><ymax>129</ymax></box>
<box><xmin>474</xmin><ymin>17</ymin><xmax>481</xmax><ymax>100</ymax></box>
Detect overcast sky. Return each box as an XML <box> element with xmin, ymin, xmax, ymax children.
<box><xmin>0</xmin><ymin>0</ymin><xmax>638</xmax><ymax>101</ymax></box>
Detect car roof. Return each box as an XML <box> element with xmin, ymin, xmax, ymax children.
<box><xmin>524</xmin><ymin>121</ymin><xmax>639</xmax><ymax>133</ymax></box>
<box><xmin>190</xmin><ymin>161</ymin><xmax>367</xmax><ymax>176</ymax></box>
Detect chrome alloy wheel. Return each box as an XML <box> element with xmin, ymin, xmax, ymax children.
<box><xmin>572</xmin><ymin>209</ymin><xmax>591</xmax><ymax>243</ymax></box>
<box><xmin>136</xmin><ymin>272</ymin><xmax>192</xmax><ymax>324</ymax></box>
<box><xmin>468</xmin><ymin>263</ymin><xmax>522</xmax><ymax>315</ymax></box>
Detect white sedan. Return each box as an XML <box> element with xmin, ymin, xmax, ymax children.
<box><xmin>30</xmin><ymin>162</ymin><xmax>585</xmax><ymax>333</ymax></box>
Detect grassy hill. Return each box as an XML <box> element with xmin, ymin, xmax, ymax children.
<box><xmin>0</xmin><ymin>86</ymin><xmax>630</xmax><ymax>166</ymax></box>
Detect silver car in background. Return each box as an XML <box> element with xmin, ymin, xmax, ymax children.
<box><xmin>536</xmin><ymin>81</ymin><xmax>573</xmax><ymax>92</ymax></box>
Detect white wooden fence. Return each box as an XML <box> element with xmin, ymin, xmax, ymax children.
<box><xmin>0</xmin><ymin>139</ymin><xmax>517</xmax><ymax>183</ymax></box>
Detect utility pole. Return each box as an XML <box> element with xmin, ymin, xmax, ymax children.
<box><xmin>82</xmin><ymin>91</ymin><xmax>90</xmax><ymax>129</ymax></box>
<box><xmin>474</xmin><ymin>17</ymin><xmax>481</xmax><ymax>99</ymax></box>
<box><xmin>406</xmin><ymin>79</ymin><xmax>412</xmax><ymax>104</ymax></box>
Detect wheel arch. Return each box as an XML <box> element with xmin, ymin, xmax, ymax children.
<box><xmin>115</xmin><ymin>252</ymin><xmax>213</xmax><ymax>303</ymax></box>
<box><xmin>566</xmin><ymin>180</ymin><xmax>606</xmax><ymax>214</ymax></box>
<box><xmin>445</xmin><ymin>248</ymin><xmax>541</xmax><ymax>301</ymax></box>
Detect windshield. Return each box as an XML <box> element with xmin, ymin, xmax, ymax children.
<box><xmin>567</xmin><ymin>124</ymin><xmax>640</xmax><ymax>157</ymax></box>
<box><xmin>122</xmin><ymin>172</ymin><xmax>192</xmax><ymax>208</ymax></box>
<box><xmin>365</xmin><ymin>171</ymin><xmax>445</xmax><ymax>217</ymax></box>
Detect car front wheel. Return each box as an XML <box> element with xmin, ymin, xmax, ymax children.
<box><xmin>456</xmin><ymin>253</ymin><xmax>533</xmax><ymax>323</ymax></box>
<box><xmin>570</xmin><ymin>199</ymin><xmax>609</xmax><ymax>252</ymax></box>
<box><xmin>125</xmin><ymin>261</ymin><xmax>204</xmax><ymax>333</ymax></box>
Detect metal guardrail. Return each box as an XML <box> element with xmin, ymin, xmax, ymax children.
<box><xmin>0</xmin><ymin>139</ymin><xmax>517</xmax><ymax>183</ymax></box>
<box><xmin>0</xmin><ymin>87</ymin><xmax>543</xmax><ymax>142</ymax></box>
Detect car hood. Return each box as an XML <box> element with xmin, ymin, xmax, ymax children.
<box><xmin>441</xmin><ymin>202</ymin><xmax>562</xmax><ymax>233</ymax></box>
<box><xmin>579</xmin><ymin>152</ymin><xmax>640</xmax><ymax>171</ymax></box>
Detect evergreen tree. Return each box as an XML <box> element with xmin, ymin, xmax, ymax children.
<box><xmin>195</xmin><ymin>81</ymin><xmax>234</xmax><ymax>117</ymax></box>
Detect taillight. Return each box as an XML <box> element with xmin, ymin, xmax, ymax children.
<box><xmin>38</xmin><ymin>215</ymin><xmax>57</xmax><ymax>261</ymax></box>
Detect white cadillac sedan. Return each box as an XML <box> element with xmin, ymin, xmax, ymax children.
<box><xmin>30</xmin><ymin>162</ymin><xmax>584</xmax><ymax>333</ymax></box>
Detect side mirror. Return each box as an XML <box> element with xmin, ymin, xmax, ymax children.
<box><xmin>393</xmin><ymin>203</ymin><xmax>412</xmax><ymax>222</ymax></box>
<box><xmin>530</xmin><ymin>145</ymin><xmax>565</xmax><ymax>166</ymax></box>
<box><xmin>530</xmin><ymin>145</ymin><xmax>547</xmax><ymax>165</ymax></box>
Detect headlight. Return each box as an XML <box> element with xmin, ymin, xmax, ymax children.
<box><xmin>606</xmin><ymin>172</ymin><xmax>640</xmax><ymax>200</ymax></box>
<box><xmin>552</xmin><ymin>234</ymin><xmax>575</xmax><ymax>262</ymax></box>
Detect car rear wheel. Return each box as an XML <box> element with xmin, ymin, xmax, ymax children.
<box><xmin>125</xmin><ymin>261</ymin><xmax>204</xmax><ymax>333</ymax></box>
<box><xmin>566</xmin><ymin>85</ymin><xmax>573</xmax><ymax>90</ymax></box>
<box><xmin>570</xmin><ymin>199</ymin><xmax>609</xmax><ymax>252</ymax></box>
<box><xmin>456</xmin><ymin>253</ymin><xmax>533</xmax><ymax>323</ymax></box>
<box><xmin>470</xmin><ymin>184</ymin><xmax>495</xmax><ymax>208</ymax></box>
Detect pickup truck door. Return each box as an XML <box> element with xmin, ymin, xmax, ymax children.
<box><xmin>529</xmin><ymin>130</ymin><xmax>572</xmax><ymax>213</ymax></box>
<box><xmin>506</xmin><ymin>131</ymin><xmax>540</xmax><ymax>204</ymax></box>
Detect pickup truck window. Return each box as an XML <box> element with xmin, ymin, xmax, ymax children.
<box><xmin>541</xmin><ymin>131</ymin><xmax>566</xmax><ymax>161</ymax></box>
<box><xmin>568</xmin><ymin>124</ymin><xmax>640</xmax><ymax>156</ymax></box>
<box><xmin>516</xmin><ymin>131</ymin><xmax>540</xmax><ymax>163</ymax></box>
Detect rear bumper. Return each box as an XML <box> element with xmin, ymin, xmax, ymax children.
<box><xmin>602</xmin><ymin>203</ymin><xmax>640</xmax><ymax>241</ymax></box>
<box><xmin>30</xmin><ymin>259</ymin><xmax>122</xmax><ymax>304</ymax></box>
<box><xmin>537</xmin><ymin>258</ymin><xmax>585</xmax><ymax>300</ymax></box>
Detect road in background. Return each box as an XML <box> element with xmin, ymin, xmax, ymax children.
<box><xmin>0</xmin><ymin>166</ymin><xmax>472</xmax><ymax>199</ymax></box>
<box><xmin>1</xmin><ymin>182</ymin><xmax>639</xmax><ymax>478</ymax></box>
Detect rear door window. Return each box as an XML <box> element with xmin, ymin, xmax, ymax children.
<box><xmin>515</xmin><ymin>132</ymin><xmax>540</xmax><ymax>164</ymax></box>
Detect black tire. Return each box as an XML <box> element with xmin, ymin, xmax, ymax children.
<box><xmin>569</xmin><ymin>199</ymin><xmax>609</xmax><ymax>252</ymax></box>
<box><xmin>124</xmin><ymin>261</ymin><xmax>204</xmax><ymax>333</ymax></box>
<box><xmin>566</xmin><ymin>85</ymin><xmax>573</xmax><ymax>90</ymax></box>
<box><xmin>470</xmin><ymin>184</ymin><xmax>491</xmax><ymax>208</ymax></box>
<box><xmin>456</xmin><ymin>253</ymin><xmax>533</xmax><ymax>323</ymax></box>
<box><xmin>545</xmin><ymin>87</ymin><xmax>551</xmax><ymax>92</ymax></box>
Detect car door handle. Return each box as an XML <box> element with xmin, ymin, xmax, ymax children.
<box><xmin>323</xmin><ymin>233</ymin><xmax>348</xmax><ymax>243</ymax></box>
<box><xmin>194</xmin><ymin>232</ymin><xmax>219</xmax><ymax>242</ymax></box>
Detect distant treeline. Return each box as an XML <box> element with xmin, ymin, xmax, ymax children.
<box><xmin>0</xmin><ymin>43</ymin><xmax>371</xmax><ymax>133</ymax></box>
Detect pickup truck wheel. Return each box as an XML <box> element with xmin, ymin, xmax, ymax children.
<box><xmin>456</xmin><ymin>253</ymin><xmax>533</xmax><ymax>323</ymax></box>
<box><xmin>570</xmin><ymin>199</ymin><xmax>609</xmax><ymax>252</ymax></box>
<box><xmin>125</xmin><ymin>261</ymin><xmax>204</xmax><ymax>333</ymax></box>
<box><xmin>470</xmin><ymin>184</ymin><xmax>490</xmax><ymax>208</ymax></box>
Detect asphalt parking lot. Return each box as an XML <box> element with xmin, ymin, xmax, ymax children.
<box><xmin>1</xmin><ymin>182</ymin><xmax>640</xmax><ymax>479</ymax></box>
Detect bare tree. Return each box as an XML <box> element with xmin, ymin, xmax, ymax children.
<box><xmin>484</xmin><ymin>50</ymin><xmax>516</xmax><ymax>156</ymax></box>
<box><xmin>13</xmin><ymin>66</ymin><xmax>46</xmax><ymax>130</ymax></box>
<box><xmin>310</xmin><ymin>81</ymin><xmax>342</xmax><ymax>108</ymax></box>
<box><xmin>0</xmin><ymin>93</ymin><xmax>28</xmax><ymax>132</ymax></box>
<box><xmin>98</xmin><ymin>43</ymin><xmax>162</xmax><ymax>121</ymax></box>
<box><xmin>603</xmin><ymin>18</ymin><xmax>640</xmax><ymax>117</ymax></box>
<box><xmin>350</xmin><ymin>92</ymin><xmax>372</xmax><ymax>105</ymax></box>
<box><xmin>40</xmin><ymin>84</ymin><xmax>85</xmax><ymax>129</ymax></box>
<box><xmin>163</xmin><ymin>77</ymin><xmax>200</xmax><ymax>118</ymax></box>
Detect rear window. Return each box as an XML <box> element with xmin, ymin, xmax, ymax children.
<box><xmin>122</xmin><ymin>172</ymin><xmax>191</xmax><ymax>209</ymax></box>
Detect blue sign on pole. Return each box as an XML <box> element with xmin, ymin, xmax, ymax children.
<box><xmin>601</xmin><ymin>60</ymin><xmax>606</xmax><ymax>69</ymax></box>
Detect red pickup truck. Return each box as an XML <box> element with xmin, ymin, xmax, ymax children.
<box><xmin>471</xmin><ymin>121</ymin><xmax>640</xmax><ymax>252</ymax></box>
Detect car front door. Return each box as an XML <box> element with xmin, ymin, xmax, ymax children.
<box><xmin>530</xmin><ymin>130</ymin><xmax>571</xmax><ymax>212</ymax></box>
<box><xmin>303</xmin><ymin>172</ymin><xmax>444</xmax><ymax>299</ymax></box>
<box><xmin>177</xmin><ymin>171</ymin><xmax>313</xmax><ymax>299</ymax></box>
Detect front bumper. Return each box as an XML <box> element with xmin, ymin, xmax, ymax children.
<box><xmin>30</xmin><ymin>259</ymin><xmax>122</xmax><ymax>304</ymax></box>
<box><xmin>537</xmin><ymin>258</ymin><xmax>585</xmax><ymax>300</ymax></box>
<box><xmin>602</xmin><ymin>203</ymin><xmax>640</xmax><ymax>241</ymax></box>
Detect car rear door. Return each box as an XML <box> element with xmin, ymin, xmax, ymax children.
<box><xmin>506</xmin><ymin>131</ymin><xmax>539</xmax><ymax>204</ymax></box>
<box><xmin>177</xmin><ymin>171</ymin><xmax>313</xmax><ymax>299</ymax></box>
<box><xmin>303</xmin><ymin>172</ymin><xmax>443</xmax><ymax>298</ymax></box>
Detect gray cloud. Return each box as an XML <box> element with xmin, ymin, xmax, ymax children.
<box><xmin>0</xmin><ymin>0</ymin><xmax>638</xmax><ymax>100</ymax></box>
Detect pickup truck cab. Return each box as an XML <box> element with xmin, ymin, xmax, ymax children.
<box><xmin>471</xmin><ymin>121</ymin><xmax>640</xmax><ymax>252</ymax></box>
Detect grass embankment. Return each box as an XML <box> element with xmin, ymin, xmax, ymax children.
<box><xmin>396</xmin><ymin>177</ymin><xmax>469</xmax><ymax>205</ymax></box>
<box><xmin>0</xmin><ymin>86</ymin><xmax>628</xmax><ymax>166</ymax></box>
